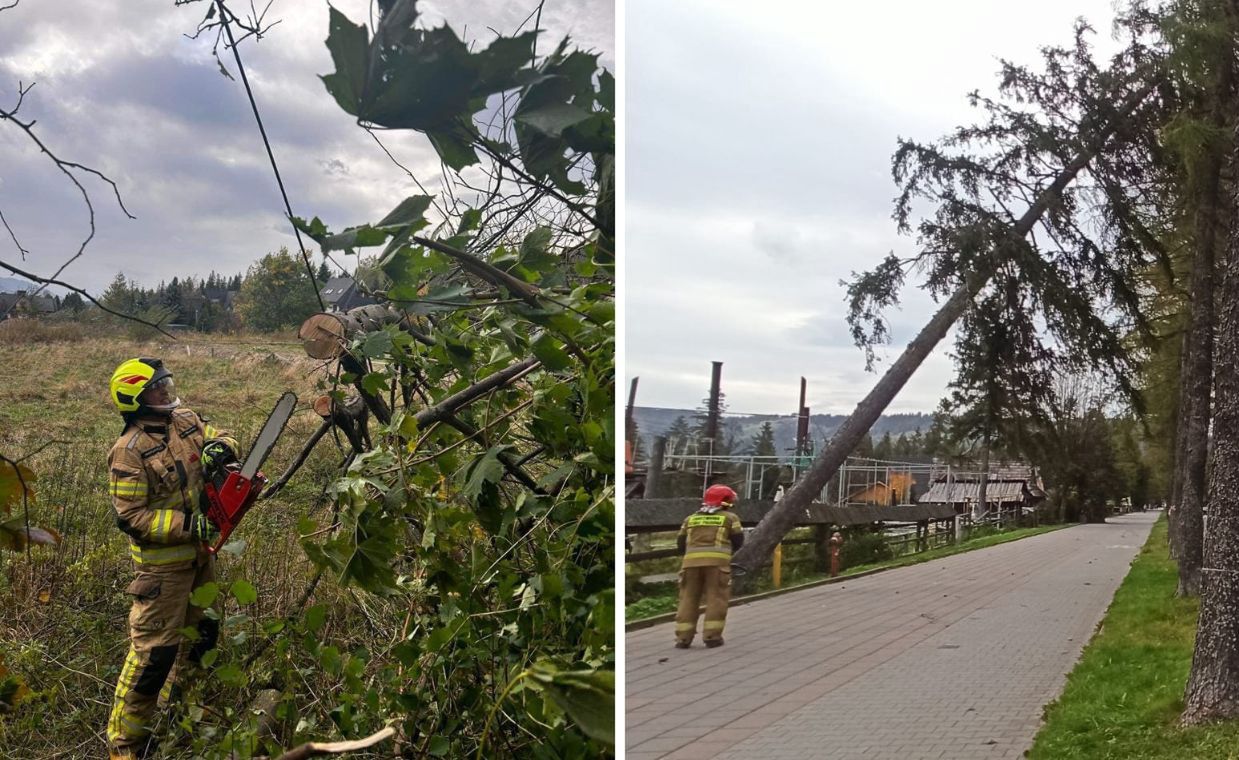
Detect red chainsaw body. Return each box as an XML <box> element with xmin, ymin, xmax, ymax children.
<box><xmin>202</xmin><ymin>466</ymin><xmax>267</xmax><ymax>554</ymax></box>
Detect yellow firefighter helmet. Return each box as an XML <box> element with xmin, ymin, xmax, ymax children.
<box><xmin>109</xmin><ymin>357</ymin><xmax>178</xmax><ymax>413</ymax></box>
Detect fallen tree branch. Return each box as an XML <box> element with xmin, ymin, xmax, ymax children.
<box><xmin>442</xmin><ymin>415</ymin><xmax>543</xmax><ymax>493</ymax></box>
<box><xmin>412</xmin><ymin>235</ymin><xmax>542</xmax><ymax>306</ymax></box>
<box><xmin>410</xmin><ymin>398</ymin><xmax>535</xmax><ymax>466</ymax></box>
<box><xmin>413</xmin><ymin>357</ymin><xmax>541</xmax><ymax>428</ymax></box>
<box><xmin>272</xmin><ymin>726</ymin><xmax>396</xmax><ymax>760</ymax></box>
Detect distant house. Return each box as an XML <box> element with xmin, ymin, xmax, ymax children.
<box><xmin>0</xmin><ymin>291</ymin><xmax>57</xmax><ymax>320</ymax></box>
<box><xmin>845</xmin><ymin>472</ymin><xmax>917</xmax><ymax>507</ymax></box>
<box><xmin>203</xmin><ymin>287</ymin><xmax>238</xmax><ymax>309</ymax></box>
<box><xmin>320</xmin><ymin>276</ymin><xmax>375</xmax><ymax>312</ymax></box>
<box><xmin>918</xmin><ymin>462</ymin><xmax>1046</xmax><ymax>516</ymax></box>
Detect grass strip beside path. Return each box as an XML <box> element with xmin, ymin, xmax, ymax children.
<box><xmin>1029</xmin><ymin>515</ymin><xmax>1239</xmax><ymax>760</ymax></box>
<box><xmin>626</xmin><ymin>522</ymin><xmax>1065</xmax><ymax>623</ymax></box>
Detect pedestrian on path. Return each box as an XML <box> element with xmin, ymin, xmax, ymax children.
<box><xmin>674</xmin><ymin>484</ymin><xmax>744</xmax><ymax>648</ymax></box>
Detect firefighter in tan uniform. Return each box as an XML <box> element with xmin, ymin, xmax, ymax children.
<box><xmin>106</xmin><ymin>358</ymin><xmax>237</xmax><ymax>759</ymax></box>
<box><xmin>674</xmin><ymin>484</ymin><xmax>744</xmax><ymax>648</ymax></box>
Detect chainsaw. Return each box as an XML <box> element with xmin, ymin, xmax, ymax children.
<box><xmin>200</xmin><ymin>391</ymin><xmax>297</xmax><ymax>553</ymax></box>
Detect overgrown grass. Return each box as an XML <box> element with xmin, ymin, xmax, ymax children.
<box><xmin>0</xmin><ymin>317</ymin><xmax>88</xmax><ymax>343</ymax></box>
<box><xmin>1028</xmin><ymin>516</ymin><xmax>1239</xmax><ymax>760</ymax></box>
<box><xmin>625</xmin><ymin>523</ymin><xmax>1063</xmax><ymax>622</ymax></box>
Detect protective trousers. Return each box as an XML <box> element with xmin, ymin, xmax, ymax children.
<box><xmin>108</xmin><ymin>557</ymin><xmax>217</xmax><ymax>754</ymax></box>
<box><xmin>674</xmin><ymin>565</ymin><xmax>731</xmax><ymax>645</ymax></box>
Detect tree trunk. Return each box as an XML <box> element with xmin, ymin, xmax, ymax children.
<box><xmin>731</xmin><ymin>83</ymin><xmax>1155</xmax><ymax>576</ymax></box>
<box><xmin>1181</xmin><ymin>122</ymin><xmax>1239</xmax><ymax>724</ymax></box>
<box><xmin>974</xmin><ymin>438</ymin><xmax>990</xmax><ymax>523</ymax></box>
<box><xmin>1170</xmin><ymin>333</ymin><xmax>1191</xmax><ymax>558</ymax></box>
<box><xmin>1175</xmin><ymin>27</ymin><xmax>1234</xmax><ymax>597</ymax></box>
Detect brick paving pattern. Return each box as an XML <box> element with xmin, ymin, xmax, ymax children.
<box><xmin>625</xmin><ymin>511</ymin><xmax>1158</xmax><ymax>759</ymax></box>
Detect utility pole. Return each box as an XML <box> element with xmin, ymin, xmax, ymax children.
<box><xmin>704</xmin><ymin>361</ymin><xmax>723</xmax><ymax>481</ymax></box>
<box><xmin>795</xmin><ymin>376</ymin><xmax>810</xmax><ymax>483</ymax></box>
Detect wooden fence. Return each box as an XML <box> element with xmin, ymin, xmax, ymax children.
<box><xmin>625</xmin><ymin>498</ymin><xmax>961</xmax><ymax>567</ymax></box>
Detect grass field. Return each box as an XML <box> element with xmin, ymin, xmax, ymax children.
<box><xmin>1029</xmin><ymin>515</ymin><xmax>1239</xmax><ymax>760</ymax></box>
<box><xmin>0</xmin><ymin>330</ymin><xmax>350</xmax><ymax>756</ymax></box>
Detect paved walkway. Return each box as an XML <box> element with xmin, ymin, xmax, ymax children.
<box><xmin>626</xmin><ymin>511</ymin><xmax>1158</xmax><ymax>759</ymax></box>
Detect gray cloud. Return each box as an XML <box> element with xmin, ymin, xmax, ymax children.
<box><xmin>625</xmin><ymin>0</ymin><xmax>1117</xmax><ymax>415</ymax></box>
<box><xmin>0</xmin><ymin>0</ymin><xmax>612</xmax><ymax>291</ymax></box>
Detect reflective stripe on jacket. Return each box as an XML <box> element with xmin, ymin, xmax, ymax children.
<box><xmin>678</xmin><ymin>509</ymin><xmax>743</xmax><ymax>568</ymax></box>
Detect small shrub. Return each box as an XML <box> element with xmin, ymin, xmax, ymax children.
<box><xmin>840</xmin><ymin>531</ymin><xmax>893</xmax><ymax>567</ymax></box>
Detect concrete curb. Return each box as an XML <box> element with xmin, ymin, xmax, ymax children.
<box><xmin>625</xmin><ymin>523</ymin><xmax>1072</xmax><ymax>632</ymax></box>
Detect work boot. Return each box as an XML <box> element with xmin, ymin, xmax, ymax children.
<box><xmin>674</xmin><ymin>641</ymin><xmax>690</xmax><ymax>649</ymax></box>
<box><xmin>705</xmin><ymin>638</ymin><xmax>725</xmax><ymax>648</ymax></box>
<box><xmin>110</xmin><ymin>735</ymin><xmax>153</xmax><ymax>760</ymax></box>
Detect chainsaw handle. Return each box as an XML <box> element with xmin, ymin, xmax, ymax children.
<box><xmin>201</xmin><ymin>470</ymin><xmax>266</xmax><ymax>554</ymax></box>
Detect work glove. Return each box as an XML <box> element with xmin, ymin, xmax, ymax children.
<box><xmin>189</xmin><ymin>512</ymin><xmax>219</xmax><ymax>543</ymax></box>
<box><xmin>202</xmin><ymin>438</ymin><xmax>238</xmax><ymax>478</ymax></box>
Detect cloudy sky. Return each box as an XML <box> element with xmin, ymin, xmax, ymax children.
<box><xmin>0</xmin><ymin>0</ymin><xmax>612</xmax><ymax>293</ymax></box>
<box><xmin>626</xmin><ymin>0</ymin><xmax>1119</xmax><ymax>416</ymax></box>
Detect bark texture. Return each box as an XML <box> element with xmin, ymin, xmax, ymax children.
<box><xmin>1182</xmin><ymin>124</ymin><xmax>1239</xmax><ymax>720</ymax></box>
<box><xmin>1169</xmin><ymin>334</ymin><xmax>1190</xmax><ymax>559</ymax></box>
<box><xmin>1175</xmin><ymin>32</ymin><xmax>1234</xmax><ymax>597</ymax></box>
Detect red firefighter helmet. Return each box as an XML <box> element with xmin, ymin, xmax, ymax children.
<box><xmin>703</xmin><ymin>484</ymin><xmax>737</xmax><ymax>508</ymax></box>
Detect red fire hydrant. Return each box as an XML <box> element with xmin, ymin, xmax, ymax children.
<box><xmin>829</xmin><ymin>531</ymin><xmax>844</xmax><ymax>577</ymax></box>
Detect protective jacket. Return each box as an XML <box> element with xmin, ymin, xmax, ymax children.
<box><xmin>677</xmin><ymin>508</ymin><xmax>744</xmax><ymax>568</ymax></box>
<box><xmin>107</xmin><ymin>409</ymin><xmax>222</xmax><ymax>570</ymax></box>
<box><xmin>106</xmin><ymin>408</ymin><xmax>225</xmax><ymax>754</ymax></box>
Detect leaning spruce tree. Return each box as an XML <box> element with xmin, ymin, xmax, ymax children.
<box><xmin>733</xmin><ymin>17</ymin><xmax>1172</xmax><ymax>575</ymax></box>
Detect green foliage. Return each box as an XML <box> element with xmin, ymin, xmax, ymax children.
<box><xmin>845</xmin><ymin>12</ymin><xmax>1177</xmax><ymax>440</ymax></box>
<box><xmin>839</xmin><ymin>531</ymin><xmax>892</xmax><ymax>568</ymax></box>
<box><xmin>0</xmin><ymin>654</ymin><xmax>30</xmax><ymax>713</ymax></box>
<box><xmin>164</xmin><ymin>3</ymin><xmax>621</xmax><ymax>756</ymax></box>
<box><xmin>0</xmin><ymin>458</ymin><xmax>60</xmax><ymax>552</ymax></box>
<box><xmin>234</xmin><ymin>248</ymin><xmax>322</xmax><ymax>332</ymax></box>
<box><xmin>319</xmin><ymin>0</ymin><xmax>614</xmax><ymax>253</ymax></box>
<box><xmin>750</xmin><ymin>422</ymin><xmax>776</xmax><ymax>458</ymax></box>
<box><xmin>93</xmin><ymin>270</ymin><xmax>242</xmax><ymax>333</ymax></box>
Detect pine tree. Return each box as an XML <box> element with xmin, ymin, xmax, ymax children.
<box><xmin>751</xmin><ymin>422</ymin><xmax>777</xmax><ymax>458</ymax></box>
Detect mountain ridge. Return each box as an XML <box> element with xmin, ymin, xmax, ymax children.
<box><xmin>631</xmin><ymin>405</ymin><xmax>933</xmax><ymax>458</ymax></box>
